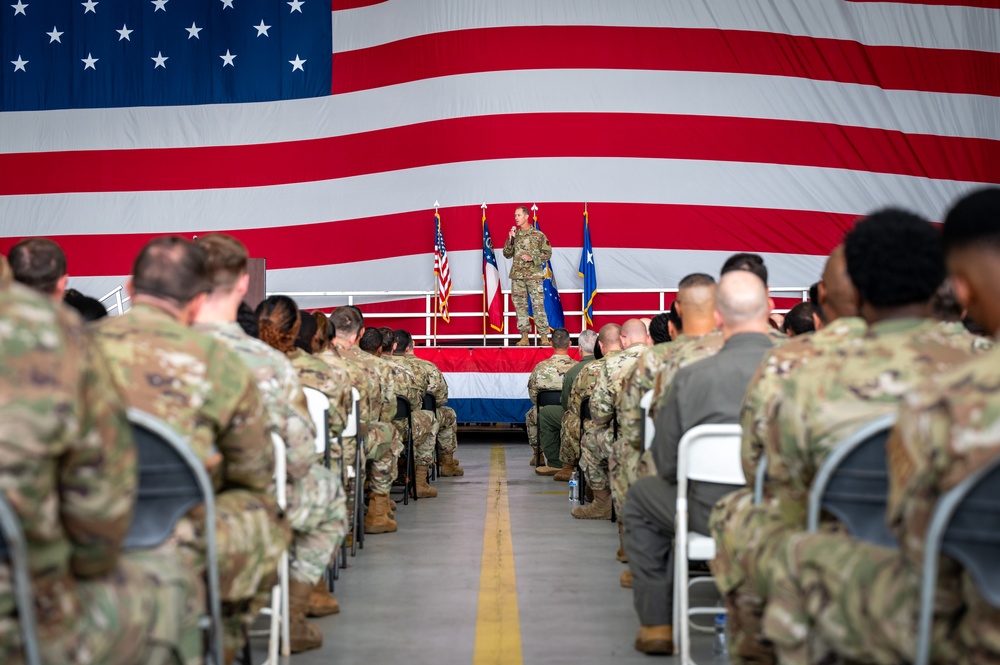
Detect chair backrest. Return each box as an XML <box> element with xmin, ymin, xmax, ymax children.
<box><xmin>302</xmin><ymin>387</ymin><xmax>330</xmax><ymax>456</ymax></box>
<box><xmin>640</xmin><ymin>389</ymin><xmax>655</xmax><ymax>451</ymax></box>
<box><xmin>916</xmin><ymin>453</ymin><xmax>1000</xmax><ymax>665</ymax></box>
<box><xmin>395</xmin><ymin>396</ymin><xmax>411</xmax><ymax>420</ymax></box>
<box><xmin>122</xmin><ymin>408</ymin><xmax>224</xmax><ymax>665</ymax></box>
<box><xmin>807</xmin><ymin>414</ymin><xmax>896</xmax><ymax>548</ymax></box>
<box><xmin>537</xmin><ymin>390</ymin><xmax>562</xmax><ymax>408</ymax></box>
<box><xmin>754</xmin><ymin>454</ymin><xmax>768</xmax><ymax>505</ymax></box>
<box><xmin>676</xmin><ymin>424</ymin><xmax>745</xmax><ymax>492</ymax></box>
<box><xmin>0</xmin><ymin>493</ymin><xmax>42</xmax><ymax>665</ymax></box>
<box><xmin>341</xmin><ymin>388</ymin><xmax>360</xmax><ymax>439</ymax></box>
<box><xmin>422</xmin><ymin>393</ymin><xmax>436</xmax><ymax>411</ymax></box>
<box><xmin>580</xmin><ymin>397</ymin><xmax>591</xmax><ymax>422</ymax></box>
<box><xmin>271</xmin><ymin>432</ymin><xmax>287</xmax><ymax>510</ymax></box>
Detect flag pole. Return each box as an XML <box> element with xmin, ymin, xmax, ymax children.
<box><xmin>482</xmin><ymin>203</ymin><xmax>488</xmax><ymax>346</ymax></box>
<box><xmin>433</xmin><ymin>201</ymin><xmax>440</xmax><ymax>346</ymax></box>
<box><xmin>583</xmin><ymin>202</ymin><xmax>588</xmax><ymax>331</ymax></box>
<box><xmin>531</xmin><ymin>203</ymin><xmax>539</xmax><ymax>342</ymax></box>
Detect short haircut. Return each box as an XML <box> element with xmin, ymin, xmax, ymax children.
<box><xmin>63</xmin><ymin>288</ymin><xmax>108</xmax><ymax>322</ymax></box>
<box><xmin>236</xmin><ymin>302</ymin><xmax>258</xmax><ymax>338</ymax></box>
<box><xmin>550</xmin><ymin>327</ymin><xmax>571</xmax><ymax>349</ymax></box>
<box><xmin>649</xmin><ymin>312</ymin><xmax>671</xmax><ymax>344</ymax></box>
<box><xmin>844</xmin><ymin>208</ymin><xmax>945</xmax><ymax>308</ymax></box>
<box><xmin>295</xmin><ymin>309</ymin><xmax>318</xmax><ymax>353</ymax></box>
<box><xmin>808</xmin><ymin>281</ymin><xmax>820</xmax><ymax>305</ymax></box>
<box><xmin>132</xmin><ymin>236</ymin><xmax>211</xmax><ymax>304</ymax></box>
<box><xmin>716</xmin><ymin>271</ymin><xmax>769</xmax><ymax>325</ymax></box>
<box><xmin>677</xmin><ymin>272</ymin><xmax>716</xmax><ymax>289</ymax></box>
<box><xmin>256</xmin><ymin>295</ymin><xmax>300</xmax><ymax>354</ymax></box>
<box><xmin>359</xmin><ymin>328</ymin><xmax>382</xmax><ymax>354</ymax></box>
<box><xmin>578</xmin><ymin>329</ymin><xmax>598</xmax><ymax>355</ymax></box>
<box><xmin>942</xmin><ymin>187</ymin><xmax>1000</xmax><ymax>254</ymax></box>
<box><xmin>196</xmin><ymin>233</ymin><xmax>248</xmax><ymax>292</ymax></box>
<box><xmin>346</xmin><ymin>305</ymin><xmax>365</xmax><ymax>326</ymax></box>
<box><xmin>598</xmin><ymin>323</ymin><xmax>622</xmax><ymax>350</ymax></box>
<box><xmin>783</xmin><ymin>301</ymin><xmax>817</xmax><ymax>336</ymax></box>
<box><xmin>667</xmin><ymin>300</ymin><xmax>682</xmax><ymax>333</ymax></box>
<box><xmin>378</xmin><ymin>326</ymin><xmax>396</xmax><ymax>354</ymax></box>
<box><xmin>516</xmin><ymin>205</ymin><xmax>531</xmax><ymax>217</ymax></box>
<box><xmin>394</xmin><ymin>329</ymin><xmax>413</xmax><ymax>354</ymax></box>
<box><xmin>720</xmin><ymin>253</ymin><xmax>768</xmax><ymax>285</ymax></box>
<box><xmin>8</xmin><ymin>237</ymin><xmax>67</xmax><ymax>294</ymax></box>
<box><xmin>330</xmin><ymin>306</ymin><xmax>362</xmax><ymax>337</ymax></box>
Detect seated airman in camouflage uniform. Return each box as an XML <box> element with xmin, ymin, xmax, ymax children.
<box><xmin>394</xmin><ymin>330</ymin><xmax>465</xmax><ymax>476</ymax></box>
<box><xmin>0</xmin><ymin>278</ymin><xmax>202</xmax><ymax>665</ymax></box>
<box><xmin>527</xmin><ymin>328</ymin><xmax>578</xmax><ymax>475</ymax></box>
<box><xmin>583</xmin><ymin>319</ymin><xmax>650</xmax><ymax>521</ymax></box>
<box><xmin>329</xmin><ymin>307</ymin><xmax>401</xmax><ymax>534</ymax></box>
<box><xmin>541</xmin><ymin>329</ymin><xmax>598</xmax><ymax>477</ymax></box>
<box><xmin>710</xmin><ymin>210</ymin><xmax>975</xmax><ymax>663</ymax></box>
<box><xmin>92</xmin><ymin>237</ymin><xmax>289</xmax><ymax>659</ymax></box>
<box><xmin>763</xmin><ymin>189</ymin><xmax>1000</xmax><ymax>665</ymax></box>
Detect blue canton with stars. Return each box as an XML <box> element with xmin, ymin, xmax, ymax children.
<box><xmin>1</xmin><ymin>0</ymin><xmax>331</xmax><ymax>111</ymax></box>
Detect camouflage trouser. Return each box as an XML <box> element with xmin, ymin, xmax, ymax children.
<box><xmin>394</xmin><ymin>409</ymin><xmax>436</xmax><ymax>465</ymax></box>
<box><xmin>511</xmin><ymin>278</ymin><xmax>548</xmax><ymax>335</ymax></box>
<box><xmin>286</xmin><ymin>464</ymin><xmax>347</xmax><ymax>586</ymax></box>
<box><xmin>435</xmin><ymin>406</ymin><xmax>458</xmax><ymax>455</ymax></box>
<box><xmin>579</xmin><ymin>425</ymin><xmax>612</xmax><ymax>490</ymax></box>
<box><xmin>0</xmin><ymin>549</ymin><xmax>204</xmax><ymax>665</ymax></box>
<box><xmin>525</xmin><ymin>405</ymin><xmax>539</xmax><ymax>449</ymax></box>
<box><xmin>610</xmin><ymin>436</ymin><xmax>641</xmax><ymax>515</ymax></box>
<box><xmin>762</xmin><ymin>531</ymin><xmax>964</xmax><ymax>665</ymax></box>
<box><xmin>636</xmin><ymin>447</ymin><xmax>658</xmax><ymax>480</ymax></box>
<box><xmin>559</xmin><ymin>410</ymin><xmax>585</xmax><ymax>464</ymax></box>
<box><xmin>366</xmin><ymin>421</ymin><xmax>401</xmax><ymax>494</ymax></box>
<box><xmin>539</xmin><ymin>404</ymin><xmax>564</xmax><ymax>467</ymax></box>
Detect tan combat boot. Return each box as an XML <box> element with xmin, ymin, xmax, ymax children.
<box><xmin>515</xmin><ymin>333</ymin><xmax>530</xmax><ymax>346</ymax></box>
<box><xmin>540</xmin><ymin>334</ymin><xmax>551</xmax><ymax>346</ymax></box>
<box><xmin>364</xmin><ymin>493</ymin><xmax>398</xmax><ymax>534</ymax></box>
<box><xmin>307</xmin><ymin>577</ymin><xmax>340</xmax><ymax>617</ymax></box>
<box><xmin>288</xmin><ymin>580</ymin><xmax>323</xmax><ymax>652</ymax></box>
<box><xmin>571</xmin><ymin>488</ymin><xmax>612</xmax><ymax>519</ymax></box>
<box><xmin>617</xmin><ymin>521</ymin><xmax>628</xmax><ymax>562</ymax></box>
<box><xmin>552</xmin><ymin>463</ymin><xmax>575</xmax><ymax>482</ymax></box>
<box><xmin>529</xmin><ymin>446</ymin><xmax>539</xmax><ymax>466</ymax></box>
<box><xmin>634</xmin><ymin>625</ymin><xmax>672</xmax><ymax>654</ymax></box>
<box><xmin>439</xmin><ymin>453</ymin><xmax>464</xmax><ymax>476</ymax></box>
<box><xmin>415</xmin><ymin>465</ymin><xmax>438</xmax><ymax>497</ymax></box>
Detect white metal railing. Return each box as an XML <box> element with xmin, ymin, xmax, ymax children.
<box><xmin>98</xmin><ymin>285</ymin><xmax>130</xmax><ymax>316</ymax></box>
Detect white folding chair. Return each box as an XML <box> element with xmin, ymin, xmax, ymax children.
<box><xmin>251</xmin><ymin>432</ymin><xmax>290</xmax><ymax>664</ymax></box>
<box><xmin>334</xmin><ymin>389</ymin><xmax>363</xmax><ymax>556</ymax></box>
<box><xmin>0</xmin><ymin>493</ymin><xmax>41</xmax><ymax>665</ymax></box>
<box><xmin>640</xmin><ymin>389</ymin><xmax>655</xmax><ymax>451</ymax></box>
<box><xmin>302</xmin><ymin>387</ymin><xmax>331</xmax><ymax>465</ymax></box>
<box><xmin>673</xmin><ymin>423</ymin><xmax>744</xmax><ymax>664</ymax></box>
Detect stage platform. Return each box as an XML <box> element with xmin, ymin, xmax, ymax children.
<box><xmin>413</xmin><ymin>346</ymin><xmax>580</xmax><ymax>424</ymax></box>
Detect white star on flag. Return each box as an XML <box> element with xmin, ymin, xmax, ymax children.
<box><xmin>287</xmin><ymin>0</ymin><xmax>303</xmax><ymax>13</ymax></box>
<box><xmin>587</xmin><ymin>251</ymin><xmax>594</xmax><ymax>264</ymax></box>
<box><xmin>151</xmin><ymin>51</ymin><xmax>168</xmax><ymax>68</ymax></box>
<box><xmin>220</xmin><ymin>0</ymin><xmax>234</xmax><ymax>8</ymax></box>
<box><xmin>81</xmin><ymin>53</ymin><xmax>98</xmax><ymax>70</ymax></box>
<box><xmin>151</xmin><ymin>0</ymin><xmax>167</xmax><ymax>11</ymax></box>
<box><xmin>47</xmin><ymin>26</ymin><xmax>63</xmax><ymax>43</ymax></box>
<box><xmin>117</xmin><ymin>24</ymin><xmax>133</xmax><ymax>41</ymax></box>
<box><xmin>253</xmin><ymin>20</ymin><xmax>270</xmax><ymax>37</ymax></box>
<box><xmin>11</xmin><ymin>55</ymin><xmax>28</xmax><ymax>72</ymax></box>
<box><xmin>220</xmin><ymin>49</ymin><xmax>236</xmax><ymax>67</ymax></box>
<box><xmin>185</xmin><ymin>22</ymin><xmax>202</xmax><ymax>39</ymax></box>
<box><xmin>11</xmin><ymin>1</ymin><xmax>27</xmax><ymax>16</ymax></box>
<box><xmin>81</xmin><ymin>0</ymin><xmax>97</xmax><ymax>14</ymax></box>
<box><xmin>289</xmin><ymin>54</ymin><xmax>306</xmax><ymax>71</ymax></box>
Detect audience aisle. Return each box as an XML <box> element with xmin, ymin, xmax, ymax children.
<box><xmin>255</xmin><ymin>437</ymin><xmax>720</xmax><ymax>664</ymax></box>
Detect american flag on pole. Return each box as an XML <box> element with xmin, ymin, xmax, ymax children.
<box><xmin>1</xmin><ymin>1</ymin><xmax>997</xmax><ymax>315</ymax></box>
<box><xmin>434</xmin><ymin>211</ymin><xmax>451</xmax><ymax>323</ymax></box>
<box><xmin>482</xmin><ymin>206</ymin><xmax>503</xmax><ymax>333</ymax></box>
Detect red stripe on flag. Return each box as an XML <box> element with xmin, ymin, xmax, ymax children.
<box><xmin>414</xmin><ymin>347</ymin><xmax>560</xmax><ymax>373</ymax></box>
<box><xmin>331</xmin><ymin>0</ymin><xmax>388</xmax><ymax>9</ymax></box>
<box><xmin>844</xmin><ymin>0</ymin><xmax>1000</xmax><ymax>7</ymax></box>
<box><xmin>331</xmin><ymin>25</ymin><xmax>1000</xmax><ymax>97</ymax></box>
<box><xmin>0</xmin><ymin>202</ymin><xmax>854</xmax><ymax>276</ymax></box>
<box><xmin>3</xmin><ymin>113</ymin><xmax>995</xmax><ymax>196</ymax></box>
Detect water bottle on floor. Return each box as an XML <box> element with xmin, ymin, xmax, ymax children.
<box><xmin>713</xmin><ymin>612</ymin><xmax>729</xmax><ymax>660</ymax></box>
<box><xmin>568</xmin><ymin>471</ymin><xmax>578</xmax><ymax>503</ymax></box>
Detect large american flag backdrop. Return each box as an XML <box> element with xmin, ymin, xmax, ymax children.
<box><xmin>2</xmin><ymin>0</ymin><xmax>998</xmax><ymax>336</ymax></box>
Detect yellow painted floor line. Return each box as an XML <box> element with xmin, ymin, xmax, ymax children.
<box><xmin>473</xmin><ymin>445</ymin><xmax>523</xmax><ymax>665</ymax></box>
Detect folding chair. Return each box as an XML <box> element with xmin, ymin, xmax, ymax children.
<box><xmin>576</xmin><ymin>397</ymin><xmax>592</xmax><ymax>505</ymax></box>
<box><xmin>123</xmin><ymin>408</ymin><xmax>225</xmax><ymax>665</ymax></box>
<box><xmin>673</xmin><ymin>423</ymin><xmax>744</xmax><ymax>665</ymax></box>
<box><xmin>535</xmin><ymin>389</ymin><xmax>562</xmax><ymax>469</ymax></box>
<box><xmin>0</xmin><ymin>493</ymin><xmax>41</xmax><ymax>665</ymax></box>
<box><xmin>806</xmin><ymin>414</ymin><xmax>897</xmax><ymax>548</ymax></box>
<box><xmin>334</xmin><ymin>388</ymin><xmax>363</xmax><ymax>557</ymax></box>
<box><xmin>753</xmin><ymin>454</ymin><xmax>768</xmax><ymax>505</ymax></box>
<box><xmin>422</xmin><ymin>393</ymin><xmax>438</xmax><ymax>480</ymax></box>
<box><xmin>392</xmin><ymin>396</ymin><xmax>417</xmax><ymax>504</ymax></box>
<box><xmin>302</xmin><ymin>387</ymin><xmax>341</xmax><ymax>587</ymax></box>
<box><xmin>640</xmin><ymin>389</ymin><xmax>655</xmax><ymax>451</ymax></box>
<box><xmin>916</xmin><ymin>453</ymin><xmax>1000</xmax><ymax>665</ymax></box>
